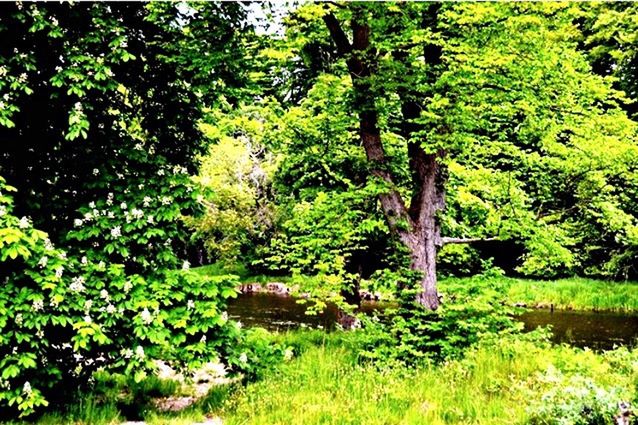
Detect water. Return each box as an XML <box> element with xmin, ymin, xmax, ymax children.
<box><xmin>228</xmin><ymin>293</ymin><xmax>638</xmax><ymax>350</ymax></box>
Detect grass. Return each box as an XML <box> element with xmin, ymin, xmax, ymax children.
<box><xmin>495</xmin><ymin>277</ymin><xmax>638</xmax><ymax>312</ymax></box>
<box><xmin>13</xmin><ymin>330</ymin><xmax>638</xmax><ymax>424</ymax></box>
<box><xmin>214</xmin><ymin>330</ymin><xmax>638</xmax><ymax>425</ymax></box>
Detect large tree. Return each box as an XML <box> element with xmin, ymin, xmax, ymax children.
<box><xmin>280</xmin><ymin>2</ymin><xmax>638</xmax><ymax>309</ymax></box>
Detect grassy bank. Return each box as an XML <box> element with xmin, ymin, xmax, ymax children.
<box><xmin>13</xmin><ymin>330</ymin><xmax>638</xmax><ymax>424</ymax></box>
<box><xmin>217</xmin><ymin>331</ymin><xmax>638</xmax><ymax>425</ymax></box>
<box><xmin>497</xmin><ymin>277</ymin><xmax>638</xmax><ymax>312</ymax></box>
<box><xmin>193</xmin><ymin>264</ymin><xmax>638</xmax><ymax>312</ymax></box>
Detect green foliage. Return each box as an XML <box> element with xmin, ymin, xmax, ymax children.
<box><xmin>0</xmin><ymin>177</ymin><xmax>243</xmax><ymax>417</ymax></box>
<box><xmin>359</xmin><ymin>273</ymin><xmax>524</xmax><ymax>365</ymax></box>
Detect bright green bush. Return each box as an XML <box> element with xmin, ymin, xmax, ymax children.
<box><xmin>0</xmin><ymin>176</ymin><xmax>242</xmax><ymax>418</ymax></box>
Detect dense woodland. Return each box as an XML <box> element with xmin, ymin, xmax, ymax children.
<box><xmin>1</xmin><ymin>2</ymin><xmax>638</xmax><ymax>424</ymax></box>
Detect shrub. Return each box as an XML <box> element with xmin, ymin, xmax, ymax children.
<box><xmin>0</xmin><ymin>176</ymin><xmax>242</xmax><ymax>418</ymax></box>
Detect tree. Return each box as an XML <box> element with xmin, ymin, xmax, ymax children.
<box><xmin>280</xmin><ymin>2</ymin><xmax>638</xmax><ymax>309</ymax></box>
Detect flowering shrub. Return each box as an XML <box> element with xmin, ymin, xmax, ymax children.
<box><xmin>528</xmin><ymin>370</ymin><xmax>632</xmax><ymax>425</ymax></box>
<box><xmin>0</xmin><ymin>176</ymin><xmax>241</xmax><ymax>418</ymax></box>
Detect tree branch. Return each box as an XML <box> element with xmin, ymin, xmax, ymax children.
<box><xmin>322</xmin><ymin>12</ymin><xmax>352</xmax><ymax>56</ymax></box>
<box><xmin>441</xmin><ymin>237</ymin><xmax>499</xmax><ymax>245</ymax></box>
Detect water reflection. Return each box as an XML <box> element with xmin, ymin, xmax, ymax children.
<box><xmin>228</xmin><ymin>293</ymin><xmax>638</xmax><ymax>349</ymax></box>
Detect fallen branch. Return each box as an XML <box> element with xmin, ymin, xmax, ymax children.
<box><xmin>441</xmin><ymin>236</ymin><xmax>499</xmax><ymax>245</ymax></box>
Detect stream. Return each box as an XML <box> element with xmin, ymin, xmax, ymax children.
<box><xmin>228</xmin><ymin>293</ymin><xmax>638</xmax><ymax>350</ymax></box>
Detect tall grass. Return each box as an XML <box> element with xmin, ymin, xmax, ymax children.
<box><xmin>216</xmin><ymin>331</ymin><xmax>638</xmax><ymax>425</ymax></box>
<box><xmin>497</xmin><ymin>277</ymin><xmax>638</xmax><ymax>312</ymax></box>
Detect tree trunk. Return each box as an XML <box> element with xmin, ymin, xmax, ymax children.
<box><xmin>323</xmin><ymin>6</ymin><xmax>445</xmax><ymax>310</ymax></box>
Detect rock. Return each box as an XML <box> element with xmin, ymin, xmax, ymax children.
<box><xmin>265</xmin><ymin>282</ymin><xmax>289</xmax><ymax>294</ymax></box>
<box><xmin>239</xmin><ymin>283</ymin><xmax>262</xmax><ymax>294</ymax></box>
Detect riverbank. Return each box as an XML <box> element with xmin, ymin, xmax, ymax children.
<box><xmin>193</xmin><ymin>265</ymin><xmax>638</xmax><ymax>313</ymax></box>
<box><xmin>19</xmin><ymin>330</ymin><xmax>638</xmax><ymax>425</ymax></box>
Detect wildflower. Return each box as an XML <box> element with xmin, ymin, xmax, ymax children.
<box><xmin>161</xmin><ymin>196</ymin><xmax>172</xmax><ymax>205</ymax></box>
<box><xmin>36</xmin><ymin>329</ymin><xmax>44</xmax><ymax>338</ymax></box>
<box><xmin>135</xmin><ymin>346</ymin><xmax>145</xmax><ymax>359</ymax></box>
<box><xmin>239</xmin><ymin>353</ymin><xmax>248</xmax><ymax>364</ymax></box>
<box><xmin>15</xmin><ymin>313</ymin><xmax>23</xmax><ymax>326</ymax></box>
<box><xmin>106</xmin><ymin>304</ymin><xmax>116</xmax><ymax>314</ymax></box>
<box><xmin>89</xmin><ymin>201</ymin><xmax>96</xmax><ymax>208</ymax></box>
<box><xmin>140</xmin><ymin>308</ymin><xmax>152</xmax><ymax>325</ymax></box>
<box><xmin>55</xmin><ymin>266</ymin><xmax>64</xmax><ymax>278</ymax></box>
<box><xmin>84</xmin><ymin>315</ymin><xmax>92</xmax><ymax>323</ymax></box>
<box><xmin>157</xmin><ymin>169</ymin><xmax>165</xmax><ymax>176</ymax></box>
<box><xmin>182</xmin><ymin>260</ymin><xmax>190</xmax><ymax>271</ymax></box>
<box><xmin>81</xmin><ymin>256</ymin><xmax>87</xmax><ymax>265</ymax></box>
<box><xmin>134</xmin><ymin>143</ymin><xmax>143</xmax><ymax>151</ymax></box>
<box><xmin>84</xmin><ymin>299</ymin><xmax>92</xmax><ymax>310</ymax></box>
<box><xmin>38</xmin><ymin>256</ymin><xmax>48</xmax><ymax>268</ymax></box>
<box><xmin>44</xmin><ymin>238</ymin><xmax>54</xmax><ymax>251</ymax></box>
<box><xmin>84</xmin><ymin>212</ymin><xmax>92</xmax><ymax>221</ymax></box>
<box><xmin>110</xmin><ymin>226</ymin><xmax>121</xmax><ymax>238</ymax></box>
<box><xmin>49</xmin><ymin>297</ymin><xmax>59</xmax><ymax>308</ymax></box>
<box><xmin>92</xmin><ymin>168</ymin><xmax>99</xmax><ymax>176</ymax></box>
<box><xmin>74</xmin><ymin>218</ymin><xmax>83</xmax><ymax>227</ymax></box>
<box><xmin>106</xmin><ymin>193</ymin><xmax>114</xmax><ymax>206</ymax></box>
<box><xmin>18</xmin><ymin>216</ymin><xmax>30</xmax><ymax>229</ymax></box>
<box><xmin>0</xmin><ymin>205</ymin><xmax>6</xmax><ymax>216</ymax></box>
<box><xmin>147</xmin><ymin>215</ymin><xmax>154</xmax><ymax>224</ymax></box>
<box><xmin>284</xmin><ymin>348</ymin><xmax>294</xmax><ymax>361</ymax></box>
<box><xmin>120</xmin><ymin>202</ymin><xmax>127</xmax><ymax>210</ymax></box>
<box><xmin>0</xmin><ymin>66</ymin><xmax>7</xmax><ymax>77</ymax></box>
<box><xmin>187</xmin><ymin>299</ymin><xmax>195</xmax><ymax>310</ymax></box>
<box><xmin>22</xmin><ymin>381</ymin><xmax>32</xmax><ymax>394</ymax></box>
<box><xmin>121</xmin><ymin>348</ymin><xmax>133</xmax><ymax>359</ymax></box>
<box><xmin>18</xmin><ymin>73</ymin><xmax>27</xmax><ymax>83</ymax></box>
<box><xmin>51</xmin><ymin>17</ymin><xmax>58</xmax><ymax>26</ymax></box>
<box><xmin>100</xmin><ymin>289</ymin><xmax>109</xmax><ymax>300</ymax></box>
<box><xmin>200</xmin><ymin>335</ymin><xmax>207</xmax><ymax>343</ymax></box>
<box><xmin>220</xmin><ymin>311</ymin><xmax>228</xmax><ymax>322</ymax></box>
<box><xmin>236</xmin><ymin>321</ymin><xmax>243</xmax><ymax>329</ymax></box>
<box><xmin>98</xmin><ymin>261</ymin><xmax>105</xmax><ymax>270</ymax></box>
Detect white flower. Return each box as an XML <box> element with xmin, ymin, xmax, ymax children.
<box><xmin>84</xmin><ymin>300</ymin><xmax>93</xmax><ymax>311</ymax></box>
<box><xmin>36</xmin><ymin>329</ymin><xmax>44</xmax><ymax>339</ymax></box>
<box><xmin>81</xmin><ymin>256</ymin><xmax>87</xmax><ymax>265</ymax></box>
<box><xmin>131</xmin><ymin>208</ymin><xmax>143</xmax><ymax>219</ymax></box>
<box><xmin>110</xmin><ymin>226</ymin><xmax>121</xmax><ymax>238</ymax></box>
<box><xmin>108</xmin><ymin>211</ymin><xmax>114</xmax><ymax>218</ymax></box>
<box><xmin>135</xmin><ymin>346</ymin><xmax>145</xmax><ymax>359</ymax></box>
<box><xmin>88</xmin><ymin>201</ymin><xmax>96</xmax><ymax>209</ymax></box>
<box><xmin>106</xmin><ymin>193</ymin><xmax>113</xmax><ymax>206</ymax></box>
<box><xmin>143</xmin><ymin>196</ymin><xmax>152</xmax><ymax>207</ymax></box>
<box><xmin>92</xmin><ymin>168</ymin><xmax>99</xmax><ymax>176</ymax></box>
<box><xmin>100</xmin><ymin>289</ymin><xmax>109</xmax><ymax>300</ymax></box>
<box><xmin>284</xmin><ymin>348</ymin><xmax>294</xmax><ymax>361</ymax></box>
<box><xmin>54</xmin><ymin>266</ymin><xmax>64</xmax><ymax>278</ymax></box>
<box><xmin>221</xmin><ymin>311</ymin><xmax>228</xmax><ymax>323</ymax></box>
<box><xmin>70</xmin><ymin>276</ymin><xmax>85</xmax><ymax>292</ymax></box>
<box><xmin>239</xmin><ymin>352</ymin><xmax>248</xmax><ymax>364</ymax></box>
<box><xmin>84</xmin><ymin>315</ymin><xmax>92</xmax><ymax>323</ymax></box>
<box><xmin>18</xmin><ymin>216</ymin><xmax>30</xmax><ymax>229</ymax></box>
<box><xmin>44</xmin><ymin>238</ymin><xmax>54</xmax><ymax>251</ymax></box>
<box><xmin>18</xmin><ymin>73</ymin><xmax>27</xmax><ymax>83</ymax></box>
<box><xmin>120</xmin><ymin>202</ymin><xmax>127</xmax><ymax>210</ymax></box>
<box><xmin>236</xmin><ymin>321</ymin><xmax>243</xmax><ymax>329</ymax></box>
<box><xmin>123</xmin><ymin>280</ymin><xmax>133</xmax><ymax>292</ymax></box>
<box><xmin>84</xmin><ymin>212</ymin><xmax>92</xmax><ymax>221</ymax></box>
<box><xmin>187</xmin><ymin>299</ymin><xmax>195</xmax><ymax>310</ymax></box>
<box><xmin>0</xmin><ymin>205</ymin><xmax>6</xmax><ymax>216</ymax></box>
<box><xmin>140</xmin><ymin>308</ymin><xmax>152</xmax><ymax>325</ymax></box>
<box><xmin>200</xmin><ymin>335</ymin><xmax>207</xmax><ymax>343</ymax></box>
<box><xmin>121</xmin><ymin>348</ymin><xmax>133</xmax><ymax>359</ymax></box>
<box><xmin>157</xmin><ymin>169</ymin><xmax>165</xmax><ymax>176</ymax></box>
<box><xmin>51</xmin><ymin>17</ymin><xmax>58</xmax><ymax>26</ymax></box>
<box><xmin>98</xmin><ymin>261</ymin><xmax>105</xmax><ymax>270</ymax></box>
<box><xmin>106</xmin><ymin>304</ymin><xmax>116</xmax><ymax>314</ymax></box>
<box><xmin>161</xmin><ymin>196</ymin><xmax>172</xmax><ymax>205</ymax></box>
<box><xmin>22</xmin><ymin>381</ymin><xmax>32</xmax><ymax>394</ymax></box>
<box><xmin>32</xmin><ymin>299</ymin><xmax>44</xmax><ymax>311</ymax></box>
<box><xmin>15</xmin><ymin>313</ymin><xmax>23</xmax><ymax>326</ymax></box>
<box><xmin>74</xmin><ymin>218</ymin><xmax>83</xmax><ymax>227</ymax></box>
<box><xmin>182</xmin><ymin>260</ymin><xmax>190</xmax><ymax>271</ymax></box>
<box><xmin>38</xmin><ymin>256</ymin><xmax>48</xmax><ymax>268</ymax></box>
<box><xmin>134</xmin><ymin>143</ymin><xmax>143</xmax><ymax>151</ymax></box>
<box><xmin>147</xmin><ymin>215</ymin><xmax>154</xmax><ymax>224</ymax></box>
<box><xmin>0</xmin><ymin>66</ymin><xmax>7</xmax><ymax>77</ymax></box>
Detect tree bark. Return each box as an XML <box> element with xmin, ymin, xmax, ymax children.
<box><xmin>323</xmin><ymin>6</ymin><xmax>444</xmax><ymax>309</ymax></box>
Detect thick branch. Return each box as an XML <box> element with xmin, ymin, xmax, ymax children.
<box><xmin>322</xmin><ymin>12</ymin><xmax>351</xmax><ymax>56</ymax></box>
<box><xmin>441</xmin><ymin>237</ymin><xmax>499</xmax><ymax>245</ymax></box>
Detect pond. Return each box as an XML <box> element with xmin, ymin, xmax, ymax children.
<box><xmin>228</xmin><ymin>293</ymin><xmax>638</xmax><ymax>350</ymax></box>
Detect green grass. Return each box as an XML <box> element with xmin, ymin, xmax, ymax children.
<box><xmin>494</xmin><ymin>277</ymin><xmax>638</xmax><ymax>312</ymax></box>
<box><xmin>214</xmin><ymin>330</ymin><xmax>638</xmax><ymax>425</ymax></box>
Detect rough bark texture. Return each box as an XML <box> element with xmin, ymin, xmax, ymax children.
<box><xmin>323</xmin><ymin>6</ymin><xmax>444</xmax><ymax>310</ymax></box>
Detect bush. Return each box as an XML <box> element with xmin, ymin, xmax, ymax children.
<box><xmin>0</xmin><ymin>176</ymin><xmax>242</xmax><ymax>418</ymax></box>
